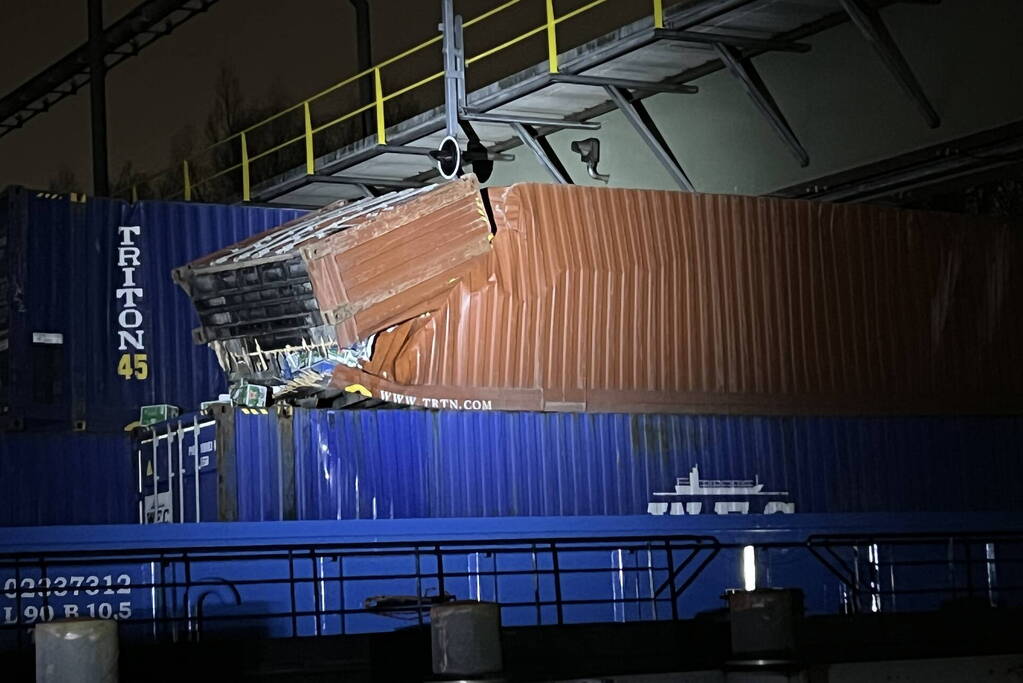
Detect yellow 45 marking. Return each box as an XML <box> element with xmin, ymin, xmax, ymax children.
<box><xmin>117</xmin><ymin>353</ymin><xmax>149</xmax><ymax>380</ymax></box>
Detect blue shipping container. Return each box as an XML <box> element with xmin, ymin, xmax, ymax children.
<box><xmin>136</xmin><ymin>406</ymin><xmax>290</xmax><ymax>523</ymax></box>
<box><xmin>69</xmin><ymin>198</ymin><xmax>303</xmax><ymax>431</ymax></box>
<box><xmin>138</xmin><ymin>408</ymin><xmax>1023</xmax><ymax>522</ymax></box>
<box><xmin>0</xmin><ymin>431</ymin><xmax>135</xmax><ymax>526</ymax></box>
<box><xmin>292</xmin><ymin>411</ymin><xmax>1023</xmax><ymax>519</ymax></box>
<box><xmin>0</xmin><ymin>189</ymin><xmax>76</xmax><ymax>428</ymax></box>
<box><xmin>3</xmin><ymin>514</ymin><xmax>1021</xmax><ymax>649</ymax></box>
<box><xmin>0</xmin><ymin>187</ymin><xmax>303</xmax><ymax>431</ymax></box>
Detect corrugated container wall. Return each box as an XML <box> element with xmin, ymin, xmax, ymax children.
<box><xmin>177</xmin><ymin>179</ymin><xmax>1023</xmax><ymax>415</ymax></box>
<box><xmin>0</xmin><ymin>187</ymin><xmax>302</xmax><ymax>431</ymax></box>
<box><xmin>136</xmin><ymin>406</ymin><xmax>291</xmax><ymax>523</ymax></box>
<box><xmin>69</xmin><ymin>199</ymin><xmax>303</xmax><ymax>431</ymax></box>
<box><xmin>135</xmin><ymin>408</ymin><xmax>1023</xmax><ymax>522</ymax></box>
<box><xmin>291</xmin><ymin>410</ymin><xmax>1023</xmax><ymax>519</ymax></box>
<box><xmin>326</xmin><ymin>183</ymin><xmax>1022</xmax><ymax>413</ymax></box>
<box><xmin>0</xmin><ymin>189</ymin><xmax>75</xmax><ymax>427</ymax></box>
<box><xmin>0</xmin><ymin>431</ymin><xmax>135</xmax><ymax>526</ymax></box>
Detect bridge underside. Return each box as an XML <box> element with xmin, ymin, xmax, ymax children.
<box><xmin>257</xmin><ymin>0</ymin><xmax>954</xmax><ymax>208</ymax></box>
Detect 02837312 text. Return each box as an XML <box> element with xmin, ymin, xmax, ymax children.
<box><xmin>1</xmin><ymin>574</ymin><xmax>134</xmax><ymax>625</ymax></box>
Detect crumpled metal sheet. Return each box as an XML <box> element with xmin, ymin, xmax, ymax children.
<box><xmin>320</xmin><ymin>181</ymin><xmax>1021</xmax><ymax>414</ymax></box>
<box><xmin>173</xmin><ymin>180</ymin><xmax>476</xmax><ymax>390</ymax></box>
<box><xmin>303</xmin><ymin>176</ymin><xmax>493</xmax><ymax>348</ymax></box>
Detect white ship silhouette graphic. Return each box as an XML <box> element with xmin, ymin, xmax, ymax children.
<box><xmin>648</xmin><ymin>465</ymin><xmax>795</xmax><ymax>515</ymax></box>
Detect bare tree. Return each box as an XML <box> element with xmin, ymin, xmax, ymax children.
<box><xmin>157</xmin><ymin>124</ymin><xmax>199</xmax><ymax>200</ymax></box>
<box><xmin>205</xmin><ymin>63</ymin><xmax>247</xmax><ymax>143</ymax></box>
<box><xmin>120</xmin><ymin>61</ymin><xmax>430</xmax><ymax>204</ymax></box>
<box><xmin>201</xmin><ymin>63</ymin><xmax>264</xmax><ymax>201</ymax></box>
<box><xmin>112</xmin><ymin>161</ymin><xmax>152</xmax><ymax>200</ymax></box>
<box><xmin>48</xmin><ymin>165</ymin><xmax>82</xmax><ymax>194</ymax></box>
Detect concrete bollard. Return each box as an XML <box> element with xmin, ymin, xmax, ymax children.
<box><xmin>35</xmin><ymin>618</ymin><xmax>118</xmax><ymax>683</ymax></box>
<box><xmin>726</xmin><ymin>588</ymin><xmax>804</xmax><ymax>661</ymax></box>
<box><xmin>431</xmin><ymin>601</ymin><xmax>503</xmax><ymax>678</ymax></box>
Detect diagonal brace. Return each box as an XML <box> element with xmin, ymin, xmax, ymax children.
<box><xmin>604</xmin><ymin>85</ymin><xmax>694</xmax><ymax>191</ymax></box>
<box><xmin>714</xmin><ymin>43</ymin><xmax>810</xmax><ymax>167</ymax></box>
<box><xmin>838</xmin><ymin>0</ymin><xmax>940</xmax><ymax>128</ymax></box>
<box><xmin>511</xmin><ymin>122</ymin><xmax>573</xmax><ymax>184</ymax></box>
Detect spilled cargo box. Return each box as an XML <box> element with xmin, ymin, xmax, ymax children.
<box><xmin>135</xmin><ymin>407</ymin><xmax>1023</xmax><ymax>522</ymax></box>
<box><xmin>178</xmin><ymin>178</ymin><xmax>1022</xmax><ymax>415</ymax></box>
<box><xmin>0</xmin><ymin>187</ymin><xmax>303</xmax><ymax>431</ymax></box>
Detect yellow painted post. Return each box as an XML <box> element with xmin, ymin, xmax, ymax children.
<box><xmin>303</xmin><ymin>101</ymin><xmax>315</xmax><ymax>175</ymax></box>
<box><xmin>240</xmin><ymin>132</ymin><xmax>251</xmax><ymax>202</ymax></box>
<box><xmin>545</xmin><ymin>0</ymin><xmax>558</xmax><ymax>73</ymax></box>
<box><xmin>182</xmin><ymin>160</ymin><xmax>191</xmax><ymax>201</ymax></box>
<box><xmin>653</xmin><ymin>0</ymin><xmax>664</xmax><ymax>28</ymax></box>
<box><xmin>374</xmin><ymin>67</ymin><xmax>386</xmax><ymax>144</ymax></box>
<box><xmin>131</xmin><ymin>184</ymin><xmax>138</xmax><ymax>203</ymax></box>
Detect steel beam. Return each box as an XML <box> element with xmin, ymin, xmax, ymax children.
<box><xmin>655</xmin><ymin>28</ymin><xmax>811</xmax><ymax>53</ymax></box>
<box><xmin>239</xmin><ymin>200</ymin><xmax>327</xmax><ymax>211</ymax></box>
<box><xmin>550</xmin><ymin>73</ymin><xmax>697</xmax><ymax>94</ymax></box>
<box><xmin>0</xmin><ymin>0</ymin><xmax>219</xmax><ymax>139</ymax></box>
<box><xmin>511</xmin><ymin>123</ymin><xmax>573</xmax><ymax>184</ymax></box>
<box><xmin>713</xmin><ymin>44</ymin><xmax>809</xmax><ymax>167</ymax></box>
<box><xmin>770</xmin><ymin>120</ymin><xmax>1023</xmax><ymax>203</ymax></box>
<box><xmin>88</xmin><ymin>0</ymin><xmax>109</xmax><ymax>196</ymax></box>
<box><xmin>604</xmin><ymin>86</ymin><xmax>694</xmax><ymax>191</ymax></box>
<box><xmin>376</xmin><ymin>145</ymin><xmax>442</xmax><ymax>156</ymax></box>
<box><xmin>348</xmin><ymin>0</ymin><xmax>374</xmax><ymax>138</ymax></box>
<box><xmin>355</xmin><ymin>183</ymin><xmax>380</xmax><ymax>199</ymax></box>
<box><xmin>308</xmin><ymin>174</ymin><xmax>424</xmax><ymax>189</ymax></box>
<box><xmin>441</xmin><ymin>0</ymin><xmax>466</xmax><ymax>139</ymax></box>
<box><xmin>462</xmin><ymin>111</ymin><xmax>600</xmax><ymax>130</ymax></box>
<box><xmin>838</xmin><ymin>0</ymin><xmax>940</xmax><ymax>128</ymax></box>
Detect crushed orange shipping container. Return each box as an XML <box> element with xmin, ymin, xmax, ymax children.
<box><xmin>177</xmin><ymin>176</ymin><xmax>1022</xmax><ymax>414</ymax></box>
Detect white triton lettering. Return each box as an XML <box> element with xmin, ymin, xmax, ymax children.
<box><xmin>116</xmin><ymin>287</ymin><xmax>143</xmax><ymax>308</ymax></box>
<box><xmin>118</xmin><ymin>330</ymin><xmax>145</xmax><ymax>351</ymax></box>
<box><xmin>115</xmin><ymin>225</ymin><xmax>148</xmax><ymax>374</ymax></box>
<box><xmin>118</xmin><ymin>225</ymin><xmax>141</xmax><ymax>244</ymax></box>
<box><xmin>118</xmin><ymin>309</ymin><xmax>143</xmax><ymax>328</ymax></box>
<box><xmin>117</xmin><ymin>246</ymin><xmax>141</xmax><ymax>267</ymax></box>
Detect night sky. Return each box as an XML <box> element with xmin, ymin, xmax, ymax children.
<box><xmin>0</xmin><ymin>0</ymin><xmax>445</xmax><ymax>191</ymax></box>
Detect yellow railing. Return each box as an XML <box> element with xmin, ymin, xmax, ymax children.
<box><xmin>128</xmin><ymin>0</ymin><xmax>667</xmax><ymax>202</ymax></box>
